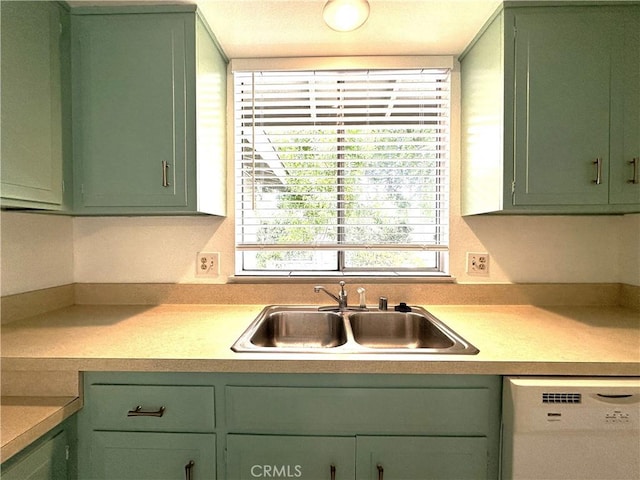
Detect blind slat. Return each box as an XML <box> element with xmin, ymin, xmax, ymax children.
<box><xmin>234</xmin><ymin>67</ymin><xmax>450</xmax><ymax>265</ymax></box>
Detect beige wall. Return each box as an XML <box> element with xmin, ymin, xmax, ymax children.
<box><xmin>73</xmin><ymin>215</ymin><xmax>233</xmax><ymax>284</ymax></box>
<box><xmin>69</xmin><ymin>213</ymin><xmax>639</xmax><ymax>286</ymax></box>
<box><xmin>0</xmin><ymin>212</ymin><xmax>74</xmax><ymax>296</ymax></box>
<box><xmin>2</xmin><ymin>208</ymin><xmax>638</xmax><ymax>297</ymax></box>
<box><xmin>618</xmin><ymin>213</ymin><xmax>640</xmax><ymax>285</ymax></box>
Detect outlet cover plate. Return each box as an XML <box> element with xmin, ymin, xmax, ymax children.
<box><xmin>467</xmin><ymin>252</ymin><xmax>489</xmax><ymax>275</ymax></box>
<box><xmin>197</xmin><ymin>252</ymin><xmax>219</xmax><ymax>277</ymax></box>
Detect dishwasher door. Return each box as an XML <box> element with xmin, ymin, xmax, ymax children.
<box><xmin>501</xmin><ymin>377</ymin><xmax>640</xmax><ymax>480</ymax></box>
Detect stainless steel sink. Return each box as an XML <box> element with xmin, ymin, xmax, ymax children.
<box><xmin>232</xmin><ymin>305</ymin><xmax>478</xmax><ymax>354</ymax></box>
<box><xmin>248</xmin><ymin>310</ymin><xmax>347</xmax><ymax>348</ymax></box>
<box><xmin>349</xmin><ymin>311</ymin><xmax>455</xmax><ymax>349</ymax></box>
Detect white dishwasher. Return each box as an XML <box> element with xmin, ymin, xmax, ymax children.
<box><xmin>501</xmin><ymin>376</ymin><xmax>640</xmax><ymax>480</ymax></box>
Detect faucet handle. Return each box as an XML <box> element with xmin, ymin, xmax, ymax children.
<box><xmin>378</xmin><ymin>296</ymin><xmax>388</xmax><ymax>311</ymax></box>
<box><xmin>357</xmin><ymin>287</ymin><xmax>366</xmax><ymax>309</ymax></box>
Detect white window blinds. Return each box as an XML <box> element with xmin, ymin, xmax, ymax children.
<box><xmin>234</xmin><ymin>68</ymin><xmax>450</xmax><ymax>273</ymax></box>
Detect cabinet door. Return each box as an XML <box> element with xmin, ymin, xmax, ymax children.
<box><xmin>513</xmin><ymin>9</ymin><xmax>613</xmax><ymax>206</ymax></box>
<box><xmin>72</xmin><ymin>13</ymin><xmax>189</xmax><ymax>211</ymax></box>
<box><xmin>1</xmin><ymin>429</ymin><xmax>68</xmax><ymax>480</ymax></box>
<box><xmin>610</xmin><ymin>6</ymin><xmax>640</xmax><ymax>205</ymax></box>
<box><xmin>226</xmin><ymin>435</ymin><xmax>355</xmax><ymax>480</ymax></box>
<box><xmin>356</xmin><ymin>436</ymin><xmax>489</xmax><ymax>480</ymax></box>
<box><xmin>1</xmin><ymin>1</ymin><xmax>64</xmax><ymax>208</ymax></box>
<box><xmin>89</xmin><ymin>431</ymin><xmax>215</xmax><ymax>480</ymax></box>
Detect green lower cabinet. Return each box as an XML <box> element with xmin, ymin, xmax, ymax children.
<box><xmin>226</xmin><ymin>435</ymin><xmax>489</xmax><ymax>480</ymax></box>
<box><xmin>356</xmin><ymin>436</ymin><xmax>488</xmax><ymax>480</ymax></box>
<box><xmin>225</xmin><ymin>386</ymin><xmax>490</xmax><ymax>436</ymax></box>
<box><xmin>89</xmin><ymin>431</ymin><xmax>215</xmax><ymax>479</ymax></box>
<box><xmin>226</xmin><ymin>435</ymin><xmax>355</xmax><ymax>479</ymax></box>
<box><xmin>79</xmin><ymin>372</ymin><xmax>501</xmax><ymax>480</ymax></box>
<box><xmin>1</xmin><ymin>429</ymin><xmax>69</xmax><ymax>480</ymax></box>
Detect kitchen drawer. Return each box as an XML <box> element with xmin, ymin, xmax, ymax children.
<box><xmin>226</xmin><ymin>386</ymin><xmax>490</xmax><ymax>435</ymax></box>
<box><xmin>90</xmin><ymin>385</ymin><xmax>215</xmax><ymax>432</ymax></box>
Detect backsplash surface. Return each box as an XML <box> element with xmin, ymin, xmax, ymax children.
<box><xmin>2</xmin><ymin>211</ymin><xmax>639</xmax><ymax>297</ymax></box>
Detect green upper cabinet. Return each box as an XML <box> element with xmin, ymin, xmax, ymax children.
<box><xmin>71</xmin><ymin>6</ymin><xmax>227</xmax><ymax>215</ymax></box>
<box><xmin>1</xmin><ymin>1</ymin><xmax>70</xmax><ymax>210</ymax></box>
<box><xmin>610</xmin><ymin>7</ymin><xmax>640</xmax><ymax>205</ymax></box>
<box><xmin>512</xmin><ymin>8</ymin><xmax>612</xmax><ymax>207</ymax></box>
<box><xmin>460</xmin><ymin>3</ymin><xmax>640</xmax><ymax>215</ymax></box>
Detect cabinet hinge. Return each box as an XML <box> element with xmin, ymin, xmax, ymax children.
<box><xmin>65</xmin><ymin>445</ymin><xmax>70</xmax><ymax>461</ymax></box>
<box><xmin>511</xmin><ymin>180</ymin><xmax>516</xmax><ymax>194</ymax></box>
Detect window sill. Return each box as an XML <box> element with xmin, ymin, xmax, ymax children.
<box><xmin>228</xmin><ymin>273</ymin><xmax>455</xmax><ymax>285</ymax></box>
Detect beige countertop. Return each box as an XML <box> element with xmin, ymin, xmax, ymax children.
<box><xmin>1</xmin><ymin>303</ymin><xmax>639</xmax><ymax>375</ymax></box>
<box><xmin>1</xmin><ymin>302</ymin><xmax>639</xmax><ymax>462</ymax></box>
<box><xmin>0</xmin><ymin>396</ymin><xmax>82</xmax><ymax>462</ymax></box>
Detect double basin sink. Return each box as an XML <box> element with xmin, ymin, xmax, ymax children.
<box><xmin>232</xmin><ymin>305</ymin><xmax>478</xmax><ymax>354</ymax></box>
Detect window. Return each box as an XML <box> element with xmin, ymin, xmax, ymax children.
<box><xmin>234</xmin><ymin>62</ymin><xmax>450</xmax><ymax>276</ymax></box>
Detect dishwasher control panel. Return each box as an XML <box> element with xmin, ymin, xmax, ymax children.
<box><xmin>504</xmin><ymin>377</ymin><xmax>640</xmax><ymax>432</ymax></box>
<box><xmin>604</xmin><ymin>410</ymin><xmax>631</xmax><ymax>423</ymax></box>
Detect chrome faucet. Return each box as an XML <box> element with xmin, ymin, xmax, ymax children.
<box><xmin>314</xmin><ymin>281</ymin><xmax>348</xmax><ymax>310</ymax></box>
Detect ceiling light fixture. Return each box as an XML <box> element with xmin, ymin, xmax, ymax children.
<box><xmin>323</xmin><ymin>0</ymin><xmax>370</xmax><ymax>32</ymax></box>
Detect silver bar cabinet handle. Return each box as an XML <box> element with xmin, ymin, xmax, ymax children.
<box><xmin>185</xmin><ymin>460</ymin><xmax>195</xmax><ymax>480</ymax></box>
<box><xmin>592</xmin><ymin>158</ymin><xmax>602</xmax><ymax>185</ymax></box>
<box><xmin>330</xmin><ymin>464</ymin><xmax>336</xmax><ymax>480</ymax></box>
<box><xmin>161</xmin><ymin>160</ymin><xmax>170</xmax><ymax>187</ymax></box>
<box><xmin>628</xmin><ymin>158</ymin><xmax>639</xmax><ymax>184</ymax></box>
<box><xmin>377</xmin><ymin>464</ymin><xmax>384</xmax><ymax>480</ymax></box>
<box><xmin>127</xmin><ymin>405</ymin><xmax>165</xmax><ymax>417</ymax></box>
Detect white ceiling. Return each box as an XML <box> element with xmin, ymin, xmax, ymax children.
<box><xmin>199</xmin><ymin>0</ymin><xmax>502</xmax><ymax>58</ymax></box>
<box><xmin>69</xmin><ymin>0</ymin><xmax>504</xmax><ymax>58</ymax></box>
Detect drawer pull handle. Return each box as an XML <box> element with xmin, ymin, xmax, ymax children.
<box><xmin>162</xmin><ymin>160</ymin><xmax>170</xmax><ymax>187</ymax></box>
<box><xmin>330</xmin><ymin>464</ymin><xmax>336</xmax><ymax>480</ymax></box>
<box><xmin>629</xmin><ymin>158</ymin><xmax>639</xmax><ymax>184</ymax></box>
<box><xmin>377</xmin><ymin>464</ymin><xmax>384</xmax><ymax>480</ymax></box>
<box><xmin>127</xmin><ymin>405</ymin><xmax>166</xmax><ymax>417</ymax></box>
<box><xmin>592</xmin><ymin>157</ymin><xmax>602</xmax><ymax>185</ymax></box>
<box><xmin>185</xmin><ymin>460</ymin><xmax>195</xmax><ymax>480</ymax></box>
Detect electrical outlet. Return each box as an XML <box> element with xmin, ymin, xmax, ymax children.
<box><xmin>467</xmin><ymin>252</ymin><xmax>489</xmax><ymax>275</ymax></box>
<box><xmin>196</xmin><ymin>252</ymin><xmax>219</xmax><ymax>277</ymax></box>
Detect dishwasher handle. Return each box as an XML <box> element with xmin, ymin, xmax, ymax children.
<box><xmin>594</xmin><ymin>393</ymin><xmax>639</xmax><ymax>404</ymax></box>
